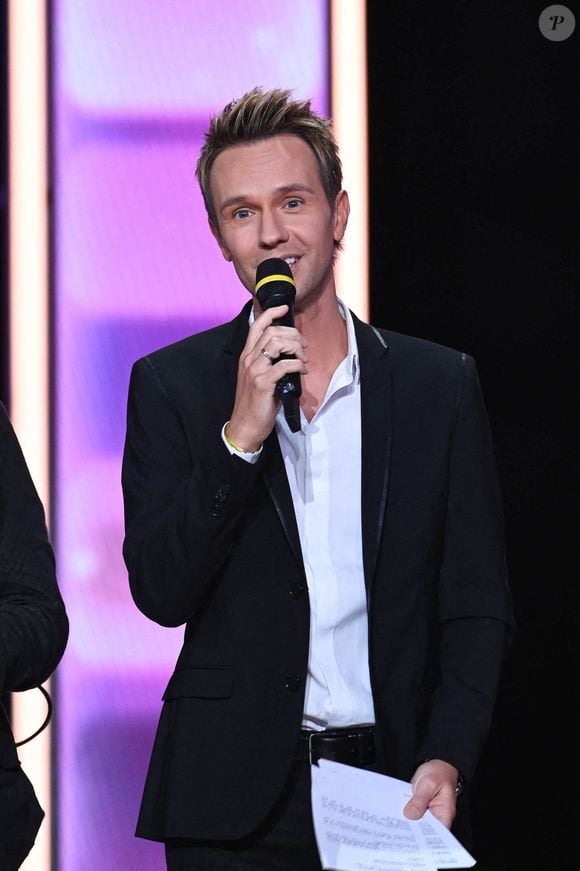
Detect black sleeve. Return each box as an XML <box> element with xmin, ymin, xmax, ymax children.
<box><xmin>121</xmin><ymin>357</ymin><xmax>260</xmax><ymax>627</ymax></box>
<box><xmin>0</xmin><ymin>402</ymin><xmax>69</xmax><ymax>693</ymax></box>
<box><xmin>417</xmin><ymin>355</ymin><xmax>515</xmax><ymax>782</ymax></box>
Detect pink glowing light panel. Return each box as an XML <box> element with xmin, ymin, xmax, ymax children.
<box><xmin>52</xmin><ymin>1</ymin><xmax>329</xmax><ymax>867</ymax></box>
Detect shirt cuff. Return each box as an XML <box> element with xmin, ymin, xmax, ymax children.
<box><xmin>221</xmin><ymin>422</ymin><xmax>263</xmax><ymax>464</ymax></box>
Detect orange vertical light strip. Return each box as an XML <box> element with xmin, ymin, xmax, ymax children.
<box><xmin>331</xmin><ymin>0</ymin><xmax>368</xmax><ymax>321</ymax></box>
<box><xmin>8</xmin><ymin>2</ymin><xmax>52</xmax><ymax>870</ymax></box>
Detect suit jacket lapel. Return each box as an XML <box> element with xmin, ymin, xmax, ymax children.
<box><xmin>353</xmin><ymin>315</ymin><xmax>393</xmax><ymax>600</ymax></box>
<box><xmin>222</xmin><ymin>304</ymin><xmax>392</xmax><ymax>578</ymax></box>
<box><xmin>260</xmin><ymin>434</ymin><xmax>303</xmax><ymax>567</ymax></box>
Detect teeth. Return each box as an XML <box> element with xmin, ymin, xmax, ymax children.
<box><xmin>285</xmin><ymin>257</ymin><xmax>297</xmax><ymax>265</ymax></box>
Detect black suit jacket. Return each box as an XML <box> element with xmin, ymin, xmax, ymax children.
<box><xmin>122</xmin><ymin>303</ymin><xmax>513</xmax><ymax>843</ymax></box>
<box><xmin>0</xmin><ymin>402</ymin><xmax>69</xmax><ymax>869</ymax></box>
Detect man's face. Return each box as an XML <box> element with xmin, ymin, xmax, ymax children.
<box><xmin>209</xmin><ymin>134</ymin><xmax>349</xmax><ymax>311</ymax></box>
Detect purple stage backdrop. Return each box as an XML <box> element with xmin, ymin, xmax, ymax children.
<box><xmin>52</xmin><ymin>2</ymin><xmax>329</xmax><ymax>867</ymax></box>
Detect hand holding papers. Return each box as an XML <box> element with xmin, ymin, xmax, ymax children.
<box><xmin>311</xmin><ymin>760</ymin><xmax>476</xmax><ymax>871</ymax></box>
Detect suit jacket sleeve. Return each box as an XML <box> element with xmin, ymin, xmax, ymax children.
<box><xmin>0</xmin><ymin>402</ymin><xmax>69</xmax><ymax>695</ymax></box>
<box><xmin>121</xmin><ymin>354</ymin><xmax>261</xmax><ymax>627</ymax></box>
<box><xmin>416</xmin><ymin>355</ymin><xmax>514</xmax><ymax>781</ymax></box>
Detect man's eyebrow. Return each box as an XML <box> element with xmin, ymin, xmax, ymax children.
<box><xmin>219</xmin><ymin>184</ymin><xmax>316</xmax><ymax>212</ymax></box>
<box><xmin>276</xmin><ymin>184</ymin><xmax>315</xmax><ymax>195</ymax></box>
<box><xmin>220</xmin><ymin>195</ymin><xmax>249</xmax><ymax>212</ymax></box>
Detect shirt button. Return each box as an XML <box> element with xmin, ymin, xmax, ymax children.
<box><xmin>289</xmin><ymin>583</ymin><xmax>306</xmax><ymax>600</ymax></box>
<box><xmin>283</xmin><ymin>673</ymin><xmax>301</xmax><ymax>692</ymax></box>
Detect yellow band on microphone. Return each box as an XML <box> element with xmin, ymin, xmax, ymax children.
<box><xmin>255</xmin><ymin>273</ymin><xmax>296</xmax><ymax>294</ymax></box>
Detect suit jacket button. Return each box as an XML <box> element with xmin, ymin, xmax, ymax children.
<box><xmin>283</xmin><ymin>673</ymin><xmax>301</xmax><ymax>692</ymax></box>
<box><xmin>215</xmin><ymin>486</ymin><xmax>230</xmax><ymax>503</ymax></box>
<box><xmin>289</xmin><ymin>583</ymin><xmax>306</xmax><ymax>600</ymax></box>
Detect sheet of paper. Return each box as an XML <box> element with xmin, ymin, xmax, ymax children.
<box><xmin>311</xmin><ymin>759</ymin><xmax>476</xmax><ymax>871</ymax></box>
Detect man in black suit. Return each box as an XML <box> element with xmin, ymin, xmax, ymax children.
<box><xmin>121</xmin><ymin>87</ymin><xmax>514</xmax><ymax>869</ymax></box>
<box><xmin>0</xmin><ymin>401</ymin><xmax>69</xmax><ymax>869</ymax></box>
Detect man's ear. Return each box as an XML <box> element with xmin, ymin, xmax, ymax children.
<box><xmin>209</xmin><ymin>218</ymin><xmax>232</xmax><ymax>262</ymax></box>
<box><xmin>333</xmin><ymin>190</ymin><xmax>350</xmax><ymax>244</ymax></box>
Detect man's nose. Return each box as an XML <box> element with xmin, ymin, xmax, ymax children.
<box><xmin>259</xmin><ymin>208</ymin><xmax>289</xmax><ymax>248</ymax></box>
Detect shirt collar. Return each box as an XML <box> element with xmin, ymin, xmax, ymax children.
<box><xmin>337</xmin><ymin>298</ymin><xmax>360</xmax><ymax>384</ymax></box>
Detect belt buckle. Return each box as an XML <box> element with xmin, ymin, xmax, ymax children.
<box><xmin>308</xmin><ymin>731</ymin><xmax>317</xmax><ymax>766</ymax></box>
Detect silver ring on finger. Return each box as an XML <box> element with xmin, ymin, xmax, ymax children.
<box><xmin>260</xmin><ymin>347</ymin><xmax>271</xmax><ymax>361</ymax></box>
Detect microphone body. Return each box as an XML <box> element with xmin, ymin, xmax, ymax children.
<box><xmin>255</xmin><ymin>258</ymin><xmax>302</xmax><ymax>432</ymax></box>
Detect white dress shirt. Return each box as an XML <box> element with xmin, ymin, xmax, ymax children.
<box><xmin>223</xmin><ymin>300</ymin><xmax>376</xmax><ymax>730</ymax></box>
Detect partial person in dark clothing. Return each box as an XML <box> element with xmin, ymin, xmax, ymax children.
<box><xmin>0</xmin><ymin>401</ymin><xmax>69</xmax><ymax>869</ymax></box>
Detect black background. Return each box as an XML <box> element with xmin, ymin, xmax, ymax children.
<box><xmin>1</xmin><ymin>4</ymin><xmax>578</xmax><ymax>869</ymax></box>
<box><xmin>367</xmin><ymin>3</ymin><xmax>578</xmax><ymax>868</ymax></box>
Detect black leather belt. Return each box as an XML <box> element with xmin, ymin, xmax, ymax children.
<box><xmin>298</xmin><ymin>725</ymin><xmax>377</xmax><ymax>766</ymax></box>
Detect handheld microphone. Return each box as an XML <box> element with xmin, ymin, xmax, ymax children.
<box><xmin>255</xmin><ymin>257</ymin><xmax>302</xmax><ymax>433</ymax></box>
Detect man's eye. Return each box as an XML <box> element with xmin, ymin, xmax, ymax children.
<box><xmin>233</xmin><ymin>208</ymin><xmax>252</xmax><ymax>220</ymax></box>
<box><xmin>285</xmin><ymin>199</ymin><xmax>302</xmax><ymax>209</ymax></box>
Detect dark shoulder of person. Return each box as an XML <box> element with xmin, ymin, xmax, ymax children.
<box><xmin>0</xmin><ymin>400</ymin><xmax>69</xmax><ymax>692</ymax></box>
<box><xmin>0</xmin><ymin>400</ymin><xmax>69</xmax><ymax>868</ymax></box>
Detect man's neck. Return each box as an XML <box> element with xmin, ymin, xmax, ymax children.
<box><xmin>295</xmin><ymin>292</ymin><xmax>349</xmax><ymax>421</ymax></box>
<box><xmin>295</xmin><ymin>290</ymin><xmax>346</xmax><ymax>351</ymax></box>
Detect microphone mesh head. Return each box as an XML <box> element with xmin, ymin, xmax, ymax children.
<box><xmin>255</xmin><ymin>258</ymin><xmax>296</xmax><ymax>309</ymax></box>
<box><xmin>256</xmin><ymin>257</ymin><xmax>293</xmax><ymax>284</ymax></box>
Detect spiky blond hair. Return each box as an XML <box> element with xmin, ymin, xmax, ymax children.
<box><xmin>196</xmin><ymin>87</ymin><xmax>343</xmax><ymax>227</ymax></box>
